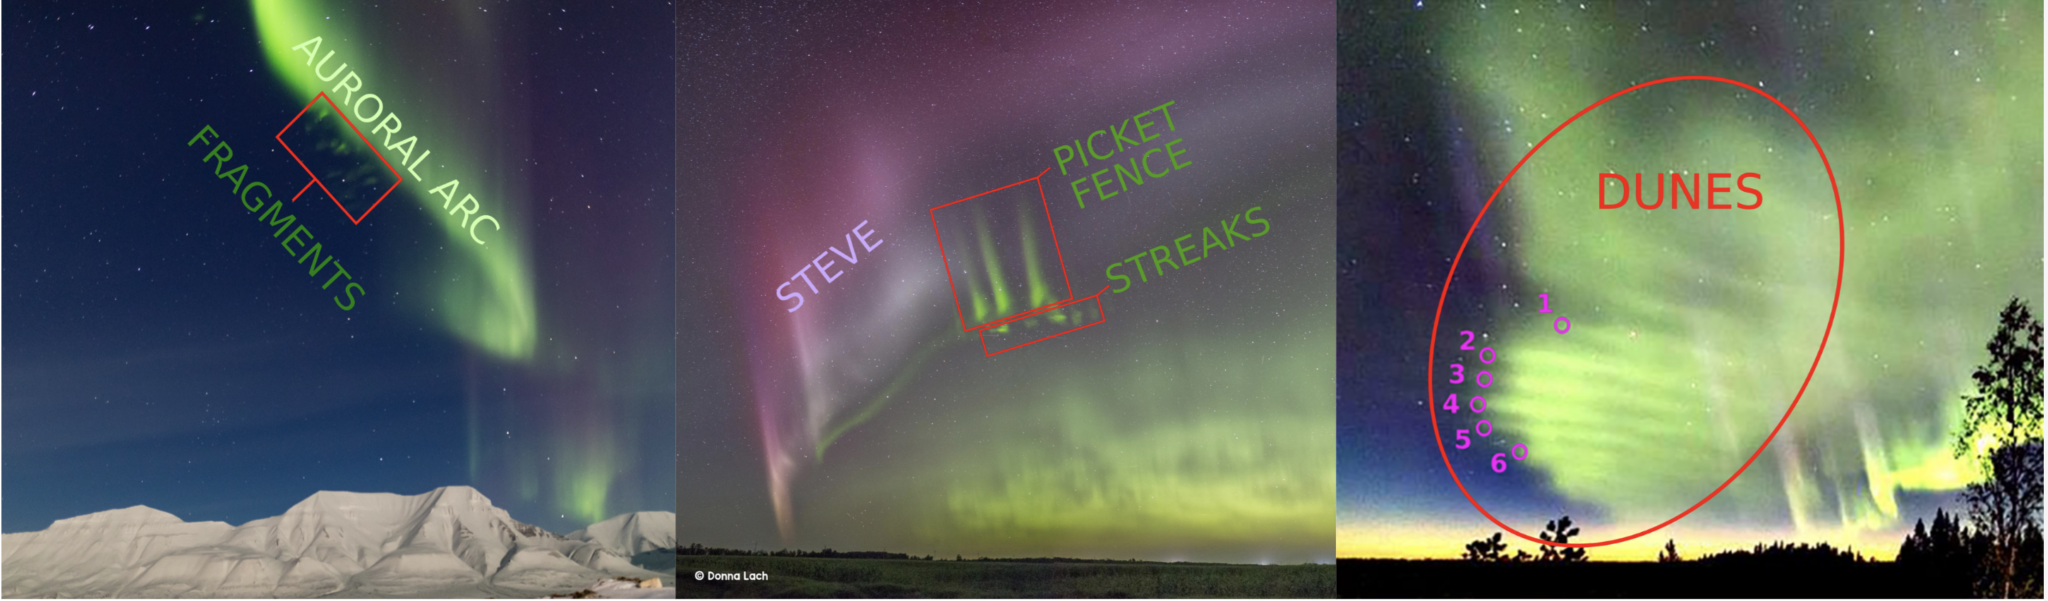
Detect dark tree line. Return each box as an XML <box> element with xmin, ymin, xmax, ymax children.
<box><xmin>1696</xmin><ymin>540</ymin><xmax>1868</xmax><ymax>566</ymax></box>
<box><xmin>1896</xmin><ymin>497</ymin><xmax>2044</xmax><ymax>597</ymax></box>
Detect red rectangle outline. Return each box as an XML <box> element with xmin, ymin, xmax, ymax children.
<box><xmin>979</xmin><ymin>285</ymin><xmax>1109</xmax><ymax>357</ymax></box>
<box><xmin>274</xmin><ymin>92</ymin><xmax>405</xmax><ymax>225</ymax></box>
<box><xmin>973</xmin><ymin>282</ymin><xmax>1111</xmax><ymax>332</ymax></box>
<box><xmin>929</xmin><ymin>167</ymin><xmax>1078</xmax><ymax>332</ymax></box>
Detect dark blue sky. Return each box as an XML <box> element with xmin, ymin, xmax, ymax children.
<box><xmin>1337</xmin><ymin>0</ymin><xmax>1565</xmax><ymax>529</ymax></box>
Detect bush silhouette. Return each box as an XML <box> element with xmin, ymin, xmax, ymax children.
<box><xmin>1462</xmin><ymin>532</ymin><xmax>1508</xmax><ymax>562</ymax></box>
<box><xmin>1658</xmin><ymin>539</ymin><xmax>1680</xmax><ymax>563</ymax></box>
<box><xmin>1538</xmin><ymin>515</ymin><xmax>1587</xmax><ymax>562</ymax></box>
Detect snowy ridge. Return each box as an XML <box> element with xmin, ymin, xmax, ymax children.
<box><xmin>568</xmin><ymin>511</ymin><xmax>677</xmax><ymax>556</ymax></box>
<box><xmin>0</xmin><ymin>486</ymin><xmax>672</xmax><ymax>598</ymax></box>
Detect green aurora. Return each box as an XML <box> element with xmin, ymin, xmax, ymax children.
<box><xmin>1439</xmin><ymin>1</ymin><xmax>2041</xmax><ymax>537</ymax></box>
<box><xmin>791</xmin><ymin>174</ymin><xmax>1333</xmax><ymax>560</ymax></box>
<box><xmin>818</xmin><ymin>200</ymin><xmax>1090</xmax><ymax>460</ymax></box>
<box><xmin>248</xmin><ymin>1</ymin><xmax>664</xmax><ymax>526</ymax></box>
<box><xmin>251</xmin><ymin>1</ymin><xmax>537</xmax><ymax>362</ymax></box>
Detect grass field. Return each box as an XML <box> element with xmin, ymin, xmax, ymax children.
<box><xmin>679</xmin><ymin>555</ymin><xmax>1336</xmax><ymax>598</ymax></box>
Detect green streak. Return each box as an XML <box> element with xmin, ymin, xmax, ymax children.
<box><xmin>1020</xmin><ymin>204</ymin><xmax>1053</xmax><ymax>310</ymax></box>
<box><xmin>974</xmin><ymin>207</ymin><xmax>1013</xmax><ymax>322</ymax></box>
<box><xmin>466</xmin><ymin>374</ymin><xmax>481</xmax><ymax>480</ymax></box>
<box><xmin>555</xmin><ymin>443</ymin><xmax>616</xmax><ymax>525</ymax></box>
<box><xmin>967</xmin><ymin>253</ymin><xmax>991</xmax><ymax>325</ymax></box>
<box><xmin>816</xmin><ymin>337</ymin><xmax>953</xmax><ymax>462</ymax></box>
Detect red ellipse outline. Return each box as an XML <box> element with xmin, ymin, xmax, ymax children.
<box><xmin>1429</xmin><ymin>75</ymin><xmax>1846</xmax><ymax>548</ymax></box>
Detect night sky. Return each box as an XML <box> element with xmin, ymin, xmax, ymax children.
<box><xmin>4</xmin><ymin>2</ymin><xmax>675</xmax><ymax>535</ymax></box>
<box><xmin>1340</xmin><ymin>0</ymin><xmax>2042</xmax><ymax>560</ymax></box>
<box><xmin>13</xmin><ymin>0</ymin><xmax>2039</xmax><ymax>570</ymax></box>
<box><xmin>679</xmin><ymin>1</ymin><xmax>1337</xmax><ymax>563</ymax></box>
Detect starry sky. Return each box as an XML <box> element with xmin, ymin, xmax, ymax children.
<box><xmin>1339</xmin><ymin>0</ymin><xmax>2042</xmax><ymax>560</ymax></box>
<box><xmin>679</xmin><ymin>0</ymin><xmax>1337</xmax><ymax>563</ymax></box>
<box><xmin>4</xmin><ymin>1</ymin><xmax>675</xmax><ymax>535</ymax></box>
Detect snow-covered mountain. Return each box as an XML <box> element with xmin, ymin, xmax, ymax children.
<box><xmin>568</xmin><ymin>511</ymin><xmax>677</xmax><ymax>556</ymax></box>
<box><xmin>568</xmin><ymin>511</ymin><xmax>679</xmax><ymax>574</ymax></box>
<box><xmin>0</xmin><ymin>486</ymin><xmax>677</xmax><ymax>598</ymax></box>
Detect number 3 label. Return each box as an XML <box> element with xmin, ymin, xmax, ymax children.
<box><xmin>1449</xmin><ymin>363</ymin><xmax>1465</xmax><ymax>384</ymax></box>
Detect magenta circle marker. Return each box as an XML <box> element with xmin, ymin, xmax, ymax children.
<box><xmin>1426</xmin><ymin>76</ymin><xmax>1846</xmax><ymax>549</ymax></box>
